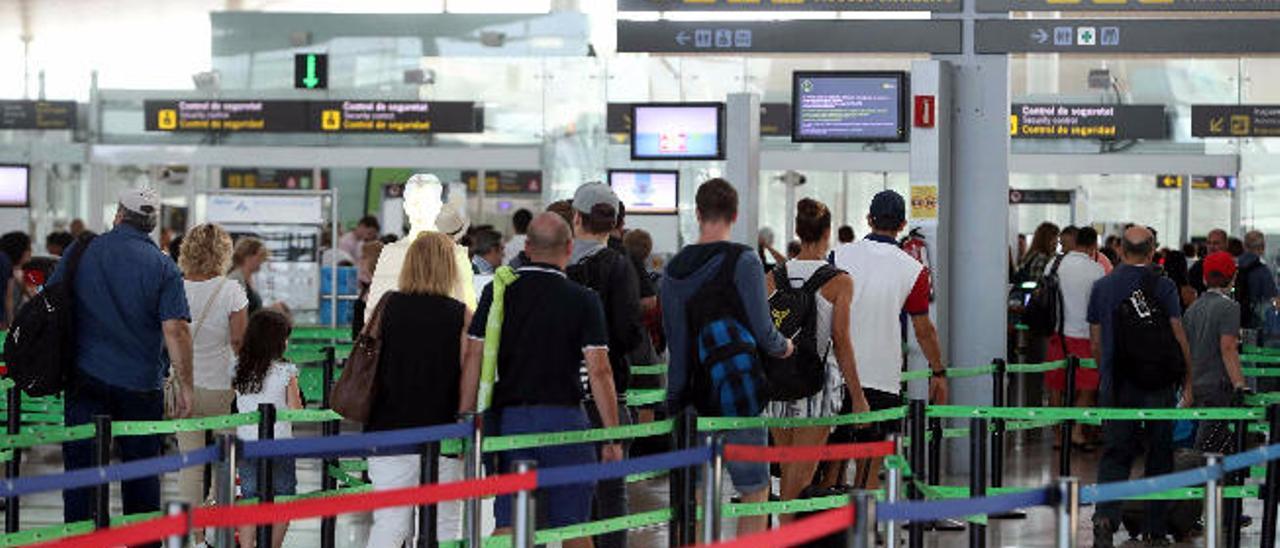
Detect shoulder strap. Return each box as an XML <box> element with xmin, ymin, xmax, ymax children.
<box><xmin>192</xmin><ymin>278</ymin><xmax>229</xmax><ymax>339</ymax></box>
<box><xmin>770</xmin><ymin>263</ymin><xmax>790</xmax><ymax>291</ymax></box>
<box><xmin>714</xmin><ymin>244</ymin><xmax>748</xmax><ymax>287</ymax></box>
<box><xmin>1047</xmin><ymin>253</ymin><xmax>1066</xmax><ymax>278</ymax></box>
<box><xmin>1139</xmin><ymin>270</ymin><xmax>1166</xmax><ymax>315</ymax></box>
<box><xmin>802</xmin><ymin>264</ymin><xmax>842</xmax><ymax>293</ymax></box>
<box><xmin>64</xmin><ymin>233</ymin><xmax>97</xmax><ymax>289</ymax></box>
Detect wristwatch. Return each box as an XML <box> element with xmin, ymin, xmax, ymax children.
<box><xmin>931</xmin><ymin>368</ymin><xmax>947</xmax><ymax>379</ymax></box>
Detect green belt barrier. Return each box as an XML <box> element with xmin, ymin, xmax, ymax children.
<box><xmin>0</xmin><ymin>378</ymin><xmax>12</xmax><ymax>392</ymax></box>
<box><xmin>626</xmin><ymin>388</ymin><xmax>664</xmax><ymax>407</ymax></box>
<box><xmin>626</xmin><ymin>469</ymin><xmax>667</xmax><ymax>483</ymax></box>
<box><xmin>1246</xmin><ymin>392</ymin><xmax>1280</xmax><ymax>406</ymax></box>
<box><xmin>339</xmin><ymin>459</ymin><xmax>368</xmax><ymax>473</ymax></box>
<box><xmin>290</xmin><ymin>326</ymin><xmax>352</xmax><ymax>341</ymax></box>
<box><xmin>0</xmin><ymin>423</ymin><xmax>95</xmax><ymax>451</ymax></box>
<box><xmin>285</xmin><ymin>348</ymin><xmax>330</xmax><ymax>364</ymax></box>
<box><xmin>884</xmin><ymin>454</ymin><xmax>912</xmax><ymax>478</ymax></box>
<box><xmin>1007</xmin><ymin>360</ymin><xmax>1066</xmax><ymax>374</ymax></box>
<box><xmin>289</xmin><ymin>342</ymin><xmax>353</xmax><ymax>356</ymax></box>
<box><xmin>1245</xmin><ymin>345</ymin><xmax>1280</xmax><ymax>356</ymax></box>
<box><xmin>237</xmin><ymin>484</ymin><xmax>375</xmax><ymax>506</ymax></box>
<box><xmin>0</xmin><ymin>510</ymin><xmax>162</xmax><ymax>547</ymax></box>
<box><xmin>630</xmin><ymin>364</ymin><xmax>667</xmax><ymax>376</ymax></box>
<box><xmin>327</xmin><ymin>464</ymin><xmax>370</xmax><ymax>488</ymax></box>
<box><xmin>902</xmin><ymin>365</ymin><xmax>996</xmax><ymax>382</ymax></box>
<box><xmin>927</xmin><ymin>405</ymin><xmax>1263</xmax><ymax>422</ymax></box>
<box><xmin>482</xmin><ymin>419</ymin><xmax>673</xmax><ymax>453</ymax></box>
<box><xmin>439</xmin><ymin>508</ymin><xmax>673</xmax><ymax>548</ymax></box>
<box><xmin>115</xmin><ymin>412</ymin><xmax>259</xmax><ymax>436</ymax></box>
<box><xmin>278</xmin><ymin>408</ymin><xmax>342</xmax><ymax>423</ymax></box>
<box><xmin>299</xmin><ymin>365</ymin><xmax>342</xmax><ymax>402</ymax></box>
<box><xmin>1243</xmin><ymin>353</ymin><xmax>1280</xmax><ymax>365</ymax></box>
<box><xmin>698</xmin><ymin>405</ymin><xmax>907</xmax><ymax>431</ymax></box>
<box><xmin>724</xmin><ymin>492</ymin><xmax>875</xmax><ymax>518</ymax></box>
<box><xmin>1243</xmin><ymin>367</ymin><xmax>1280</xmax><ymax>377</ymax></box>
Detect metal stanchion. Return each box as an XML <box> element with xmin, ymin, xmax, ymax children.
<box><xmin>1226</xmin><ymin>416</ymin><xmax>1249</xmax><ymax>548</ymax></box>
<box><xmin>1261</xmin><ymin>404</ymin><xmax>1280</xmax><ymax>548</ymax></box>
<box><xmin>969</xmin><ymin>417</ymin><xmax>987</xmax><ymax>548</ymax></box>
<box><xmin>849</xmin><ymin>490</ymin><xmax>877</xmax><ymax>548</ymax></box>
<box><xmin>163</xmin><ymin>501</ymin><xmax>190</xmax><ymax>548</ymax></box>
<box><xmin>1058</xmin><ymin>357</ymin><xmax>1077</xmax><ymax>478</ymax></box>
<box><xmin>907</xmin><ymin>399</ymin><xmax>926</xmax><ymax>548</ymax></box>
<box><xmin>990</xmin><ymin>358</ymin><xmax>1025</xmax><ymax>521</ymax></box>
<box><xmin>702</xmin><ymin>433</ymin><xmax>723</xmax><ymax>544</ymax></box>
<box><xmin>255</xmin><ymin>403</ymin><xmax>277</xmax><ymax>548</ymax></box>
<box><xmin>512</xmin><ymin>460</ymin><xmax>537</xmax><ymax>548</ymax></box>
<box><xmin>320</xmin><ymin>346</ymin><xmax>338</xmax><ymax>548</ymax></box>
<box><xmin>415</xmin><ymin>441</ymin><xmax>440</xmax><ymax>548</ymax></box>
<box><xmin>924</xmin><ymin>415</ymin><xmax>963</xmax><ymax>532</ymax></box>
<box><xmin>670</xmin><ymin>407</ymin><xmax>698</xmax><ymax>547</ymax></box>
<box><xmin>1205</xmin><ymin>453</ymin><xmax>1223</xmax><ymax>548</ymax></box>
<box><xmin>92</xmin><ymin>414</ymin><xmax>112</xmax><ymax>529</ymax></box>
<box><xmin>5</xmin><ymin>387</ymin><xmax>20</xmax><ymax>533</ymax></box>
<box><xmin>885</xmin><ymin>434</ymin><xmax>902</xmax><ymax>548</ymax></box>
<box><xmin>213</xmin><ymin>434</ymin><xmax>237</xmax><ymax>548</ymax></box>
<box><xmin>1055</xmin><ymin>477</ymin><xmax>1078</xmax><ymax>548</ymax></box>
<box><xmin>462</xmin><ymin>412</ymin><xmax>484</xmax><ymax>548</ymax></box>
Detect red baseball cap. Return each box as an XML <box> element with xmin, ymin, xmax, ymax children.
<box><xmin>1202</xmin><ymin>251</ymin><xmax>1237</xmax><ymax>283</ymax></box>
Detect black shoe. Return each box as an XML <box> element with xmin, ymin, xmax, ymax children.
<box><xmin>1143</xmin><ymin>535</ymin><xmax>1172</xmax><ymax>547</ymax></box>
<box><xmin>1241</xmin><ymin>515</ymin><xmax>1254</xmax><ymax>529</ymax></box>
<box><xmin>1092</xmin><ymin>518</ymin><xmax>1116</xmax><ymax>548</ymax></box>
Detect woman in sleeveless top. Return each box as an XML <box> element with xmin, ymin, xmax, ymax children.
<box><xmin>764</xmin><ymin>199</ymin><xmax>870</xmax><ymax>522</ymax></box>
<box><xmin>365</xmin><ymin>232</ymin><xmax>473</xmax><ymax>547</ymax></box>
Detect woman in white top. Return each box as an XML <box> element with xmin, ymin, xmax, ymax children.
<box><xmin>764</xmin><ymin>199</ymin><xmax>870</xmax><ymax>522</ymax></box>
<box><xmin>176</xmin><ymin>224</ymin><xmax>248</xmax><ymax>544</ymax></box>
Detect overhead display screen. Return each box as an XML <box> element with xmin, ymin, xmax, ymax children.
<box><xmin>144</xmin><ymin>100</ymin><xmax>482</xmax><ymax>133</ymax></box>
<box><xmin>630</xmin><ymin>104</ymin><xmax>724</xmax><ymax>160</ymax></box>
<box><xmin>792</xmin><ymin>71</ymin><xmax>908</xmax><ymax>142</ymax></box>
<box><xmin>609</xmin><ymin>170</ymin><xmax>679</xmax><ymax>215</ymax></box>
<box><xmin>0</xmin><ymin>165</ymin><xmax>30</xmax><ymax>208</ymax></box>
<box><xmin>0</xmin><ymin>100</ymin><xmax>76</xmax><ymax>130</ymax></box>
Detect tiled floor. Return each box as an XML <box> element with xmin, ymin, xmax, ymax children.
<box><xmin>3</xmin><ymin>424</ymin><xmax>1270</xmax><ymax>547</ymax></box>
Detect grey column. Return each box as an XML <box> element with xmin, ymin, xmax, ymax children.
<box><xmin>935</xmin><ymin>5</ymin><xmax>1008</xmax><ymax>472</ymax></box>
<box><xmin>725</xmin><ymin>93</ymin><xmax>761</xmax><ymax>246</ymax></box>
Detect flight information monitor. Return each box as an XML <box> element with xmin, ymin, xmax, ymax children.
<box><xmin>792</xmin><ymin>71</ymin><xmax>908</xmax><ymax>142</ymax></box>
<box><xmin>630</xmin><ymin>103</ymin><xmax>724</xmax><ymax>160</ymax></box>
<box><xmin>609</xmin><ymin>170</ymin><xmax>679</xmax><ymax>215</ymax></box>
<box><xmin>0</xmin><ymin>165</ymin><xmax>30</xmax><ymax>207</ymax></box>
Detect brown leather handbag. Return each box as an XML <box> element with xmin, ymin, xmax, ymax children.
<box><xmin>331</xmin><ymin>293</ymin><xmax>391</xmax><ymax>423</ymax></box>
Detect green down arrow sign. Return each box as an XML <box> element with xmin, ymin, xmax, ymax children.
<box><xmin>302</xmin><ymin>55</ymin><xmax>320</xmax><ymax>89</ymax></box>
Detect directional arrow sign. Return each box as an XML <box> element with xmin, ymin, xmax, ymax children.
<box><xmin>1031</xmin><ymin>28</ymin><xmax>1049</xmax><ymax>44</ymax></box>
<box><xmin>294</xmin><ymin>53</ymin><xmax>328</xmax><ymax>90</ymax></box>
<box><xmin>676</xmin><ymin>31</ymin><xmax>691</xmax><ymax>46</ymax></box>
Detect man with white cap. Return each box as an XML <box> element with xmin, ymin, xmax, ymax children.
<box><xmin>54</xmin><ymin>188</ymin><xmax>193</xmax><ymax>532</ymax></box>
<box><xmin>566</xmin><ymin>182</ymin><xmax>643</xmax><ymax>548</ymax></box>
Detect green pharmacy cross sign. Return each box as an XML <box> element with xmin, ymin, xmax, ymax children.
<box><xmin>294</xmin><ymin>53</ymin><xmax>328</xmax><ymax>90</ymax></box>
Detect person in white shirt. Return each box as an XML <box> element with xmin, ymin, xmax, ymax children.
<box><xmin>176</xmin><ymin>224</ymin><xmax>248</xmax><ymax>546</ymax></box>
<box><xmin>1044</xmin><ymin>226</ymin><xmax>1106</xmax><ymax>449</ymax></box>
<box><xmin>338</xmin><ymin>216</ymin><xmax>381</xmax><ymax>266</ymax></box>
<box><xmin>503</xmin><ymin>208</ymin><xmax>532</xmax><ymax>265</ymax></box>
<box><xmin>831</xmin><ymin>190</ymin><xmax>947</xmax><ymax>490</ymax></box>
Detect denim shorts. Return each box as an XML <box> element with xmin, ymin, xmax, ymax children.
<box><xmin>709</xmin><ymin>427</ymin><xmax>770</xmax><ymax>495</ymax></box>
<box><xmin>238</xmin><ymin>458</ymin><xmax>297</xmax><ymax>499</ymax></box>
<box><xmin>490</xmin><ymin>406</ymin><xmax>596</xmax><ymax>529</ymax></box>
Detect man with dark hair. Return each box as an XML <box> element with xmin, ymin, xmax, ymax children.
<box><xmin>1237</xmin><ymin>230</ymin><xmax>1278</xmax><ymax>331</ymax></box>
<box><xmin>566</xmin><ymin>183</ymin><xmax>643</xmax><ymax>548</ymax></box>
<box><xmin>469</xmin><ymin>229</ymin><xmax>504</xmax><ymax>275</ymax></box>
<box><xmin>1087</xmin><ymin>226</ymin><xmax>1194</xmax><ymax>547</ymax></box>
<box><xmin>55</xmin><ymin>188</ymin><xmax>193</xmax><ymax>532</ymax></box>
<box><xmin>1190</xmin><ymin>229</ymin><xmax>1229</xmax><ymax>294</ymax></box>
<box><xmin>1059</xmin><ymin>225</ymin><xmax>1079</xmax><ymax>252</ymax></box>
<box><xmin>503</xmin><ymin>208</ymin><xmax>533</xmax><ymax>264</ymax></box>
<box><xmin>1044</xmin><ymin>225</ymin><xmax>1105</xmax><ymax>447</ymax></box>
<box><xmin>339</xmin><ymin>215</ymin><xmax>381</xmax><ymax>265</ymax></box>
<box><xmin>661</xmin><ymin>178</ymin><xmax>791</xmax><ymax>537</ymax></box>
<box><xmin>460</xmin><ymin>213</ymin><xmax>621</xmax><ymax>547</ymax></box>
<box><xmin>837</xmin><ymin>225</ymin><xmax>855</xmax><ymax>244</ymax></box>
<box><xmin>46</xmin><ymin>231</ymin><xmax>74</xmax><ymax>257</ymax></box>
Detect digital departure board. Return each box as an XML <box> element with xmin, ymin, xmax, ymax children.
<box><xmin>462</xmin><ymin>170</ymin><xmax>543</xmax><ymax>194</ymax></box>
<box><xmin>0</xmin><ymin>100</ymin><xmax>76</xmax><ymax>130</ymax></box>
<box><xmin>609</xmin><ymin>102</ymin><xmax>790</xmax><ymax>136</ymax></box>
<box><xmin>618</xmin><ymin>0</ymin><xmax>961</xmax><ymax>12</ymax></box>
<box><xmin>0</xmin><ymin>165</ymin><xmax>29</xmax><ymax>208</ymax></box>
<box><xmin>792</xmin><ymin>72</ymin><xmax>908</xmax><ymax>143</ymax></box>
<box><xmin>609</xmin><ymin>170</ymin><xmax>679</xmax><ymax>215</ymax></box>
<box><xmin>222</xmin><ymin>168</ymin><xmax>328</xmax><ymax>190</ymax></box>
<box><xmin>1010</xmin><ymin>104</ymin><xmax>1166</xmax><ymax>140</ymax></box>
<box><xmin>1192</xmin><ymin>105</ymin><xmax>1280</xmax><ymax>138</ymax></box>
<box><xmin>144</xmin><ymin>100</ymin><xmax>482</xmax><ymax>133</ymax></box>
<box><xmin>630</xmin><ymin>103</ymin><xmax>724</xmax><ymax>161</ymax></box>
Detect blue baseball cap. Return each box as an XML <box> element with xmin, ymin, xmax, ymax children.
<box><xmin>869</xmin><ymin>190</ymin><xmax>906</xmax><ymax>226</ymax></box>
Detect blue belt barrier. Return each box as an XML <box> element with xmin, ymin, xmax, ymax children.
<box><xmin>1223</xmin><ymin>442</ymin><xmax>1280</xmax><ymax>473</ymax></box>
<box><xmin>536</xmin><ymin>447</ymin><xmax>712</xmax><ymax>489</ymax></box>
<box><xmin>876</xmin><ymin>488</ymin><xmax>1053</xmax><ymax>522</ymax></box>
<box><xmin>0</xmin><ymin>445</ymin><xmax>220</xmax><ymax>499</ymax></box>
<box><xmin>241</xmin><ymin>422</ymin><xmax>471</xmax><ymax>460</ymax></box>
<box><xmin>1081</xmin><ymin>464</ymin><xmax>1223</xmax><ymax>505</ymax></box>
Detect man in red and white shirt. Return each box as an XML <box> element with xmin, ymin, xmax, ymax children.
<box><xmin>832</xmin><ymin>190</ymin><xmax>947</xmax><ymax>489</ymax></box>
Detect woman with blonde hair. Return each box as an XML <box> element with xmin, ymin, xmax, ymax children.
<box><xmin>176</xmin><ymin>223</ymin><xmax>248</xmax><ymax>545</ymax></box>
<box><xmin>365</xmin><ymin>231</ymin><xmax>473</xmax><ymax>547</ymax></box>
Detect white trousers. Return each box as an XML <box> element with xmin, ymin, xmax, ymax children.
<box><xmin>366</xmin><ymin>454</ymin><xmax>481</xmax><ymax>547</ymax></box>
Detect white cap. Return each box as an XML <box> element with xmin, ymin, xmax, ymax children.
<box><xmin>435</xmin><ymin>201</ymin><xmax>470</xmax><ymax>241</ymax></box>
<box><xmin>118</xmin><ymin>187</ymin><xmax>160</xmax><ymax>216</ymax></box>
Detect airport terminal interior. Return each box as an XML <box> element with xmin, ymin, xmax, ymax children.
<box><xmin>3</xmin><ymin>0</ymin><xmax>1280</xmax><ymax>546</ymax></box>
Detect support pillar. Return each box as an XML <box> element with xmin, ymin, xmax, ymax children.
<box><xmin>725</xmin><ymin>93</ymin><xmax>761</xmax><ymax>246</ymax></box>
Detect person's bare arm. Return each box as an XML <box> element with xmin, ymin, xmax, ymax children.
<box><xmin>824</xmin><ymin>275</ymin><xmax>869</xmax><ymax>415</ymax></box>
<box><xmin>585</xmin><ymin>347</ymin><xmax>623</xmax><ymax>462</ymax></box>
<box><xmin>286</xmin><ymin>376</ymin><xmax>303</xmax><ymax>410</ymax></box>
<box><xmin>458</xmin><ymin>337</ymin><xmax>483</xmax><ymax>414</ymax></box>
<box><xmin>1090</xmin><ymin>324</ymin><xmax>1102</xmax><ymax>363</ymax></box>
<box><xmin>1170</xmin><ymin>318</ymin><xmax>1195</xmax><ymax>407</ymax></box>
<box><xmin>910</xmin><ymin>314</ymin><xmax>947</xmax><ymax>405</ymax></box>
<box><xmin>228</xmin><ymin>308</ymin><xmax>248</xmax><ymax>353</ymax></box>
<box><xmin>1221</xmin><ymin>334</ymin><xmax>1246</xmax><ymax>389</ymax></box>
<box><xmin>162</xmin><ymin>319</ymin><xmax>194</xmax><ymax>418</ymax></box>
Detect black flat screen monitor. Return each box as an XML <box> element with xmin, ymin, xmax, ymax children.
<box><xmin>792</xmin><ymin>71</ymin><xmax>908</xmax><ymax>142</ymax></box>
<box><xmin>608</xmin><ymin>170</ymin><xmax>679</xmax><ymax>215</ymax></box>
<box><xmin>0</xmin><ymin>165</ymin><xmax>30</xmax><ymax>207</ymax></box>
<box><xmin>630</xmin><ymin>103</ymin><xmax>725</xmax><ymax>160</ymax></box>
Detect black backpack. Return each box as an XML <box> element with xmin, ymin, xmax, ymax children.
<box><xmin>567</xmin><ymin>247</ymin><xmax>628</xmax><ymax>393</ymax></box>
<box><xmin>684</xmin><ymin>244</ymin><xmax>769</xmax><ymax>417</ymax></box>
<box><xmin>1113</xmin><ymin>271</ymin><xmax>1185</xmax><ymax>390</ymax></box>
<box><xmin>1023</xmin><ymin>254</ymin><xmax>1065</xmax><ymax>337</ymax></box>
<box><xmin>1235</xmin><ymin>261</ymin><xmax>1264</xmax><ymax>330</ymax></box>
<box><xmin>4</xmin><ymin>233</ymin><xmax>96</xmax><ymax>396</ymax></box>
<box><xmin>763</xmin><ymin>263</ymin><xmax>841</xmax><ymax>401</ymax></box>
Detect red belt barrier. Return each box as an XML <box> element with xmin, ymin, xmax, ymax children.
<box><xmin>693</xmin><ymin>504</ymin><xmax>854</xmax><ymax>548</ymax></box>
<box><xmin>32</xmin><ymin>515</ymin><xmax>187</xmax><ymax>548</ymax></box>
<box><xmin>724</xmin><ymin>440</ymin><xmax>895</xmax><ymax>463</ymax></box>
<box><xmin>32</xmin><ymin>471</ymin><xmax>536</xmax><ymax>548</ymax></box>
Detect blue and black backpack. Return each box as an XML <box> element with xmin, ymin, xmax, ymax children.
<box><xmin>686</xmin><ymin>244</ymin><xmax>769</xmax><ymax>417</ymax></box>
